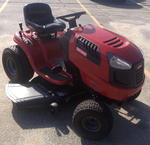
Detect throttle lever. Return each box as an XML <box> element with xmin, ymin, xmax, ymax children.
<box><xmin>19</xmin><ymin>22</ymin><xmax>23</xmax><ymax>38</ymax></box>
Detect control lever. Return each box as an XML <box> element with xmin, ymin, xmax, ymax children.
<box><xmin>19</xmin><ymin>22</ymin><xmax>23</xmax><ymax>38</ymax></box>
<box><xmin>79</xmin><ymin>24</ymin><xmax>84</xmax><ymax>29</ymax></box>
<box><xmin>19</xmin><ymin>22</ymin><xmax>23</xmax><ymax>31</ymax></box>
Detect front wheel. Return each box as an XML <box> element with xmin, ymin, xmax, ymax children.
<box><xmin>72</xmin><ymin>99</ymin><xmax>113</xmax><ymax>140</ymax></box>
<box><xmin>2</xmin><ymin>45</ymin><xmax>34</xmax><ymax>83</ymax></box>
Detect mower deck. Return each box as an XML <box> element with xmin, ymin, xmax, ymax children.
<box><xmin>5</xmin><ymin>78</ymin><xmax>84</xmax><ymax>108</ymax></box>
<box><xmin>6</xmin><ymin>83</ymin><xmax>53</xmax><ymax>107</ymax></box>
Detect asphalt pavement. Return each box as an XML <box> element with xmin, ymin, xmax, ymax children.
<box><xmin>0</xmin><ymin>0</ymin><xmax>150</xmax><ymax>145</ymax></box>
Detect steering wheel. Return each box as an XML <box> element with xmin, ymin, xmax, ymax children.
<box><xmin>56</xmin><ymin>11</ymin><xmax>86</xmax><ymax>29</ymax></box>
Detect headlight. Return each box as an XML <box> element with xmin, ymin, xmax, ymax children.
<box><xmin>108</xmin><ymin>53</ymin><xmax>132</xmax><ymax>70</ymax></box>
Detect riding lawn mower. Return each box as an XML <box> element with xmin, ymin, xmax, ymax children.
<box><xmin>2</xmin><ymin>3</ymin><xmax>145</xmax><ymax>140</ymax></box>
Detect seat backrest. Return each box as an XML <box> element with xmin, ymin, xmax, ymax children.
<box><xmin>24</xmin><ymin>3</ymin><xmax>54</xmax><ymax>26</ymax></box>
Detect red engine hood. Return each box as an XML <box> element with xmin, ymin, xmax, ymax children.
<box><xmin>77</xmin><ymin>25</ymin><xmax>143</xmax><ymax>63</ymax></box>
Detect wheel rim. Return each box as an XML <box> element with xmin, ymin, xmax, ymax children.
<box><xmin>6</xmin><ymin>58</ymin><xmax>17</xmax><ymax>77</ymax></box>
<box><xmin>81</xmin><ymin>116</ymin><xmax>102</xmax><ymax>132</ymax></box>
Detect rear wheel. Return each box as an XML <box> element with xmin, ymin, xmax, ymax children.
<box><xmin>113</xmin><ymin>0</ymin><xmax>126</xmax><ymax>3</ymax></box>
<box><xmin>2</xmin><ymin>45</ymin><xmax>34</xmax><ymax>83</ymax></box>
<box><xmin>72</xmin><ymin>99</ymin><xmax>113</xmax><ymax>140</ymax></box>
<box><xmin>116</xmin><ymin>0</ymin><xmax>126</xmax><ymax>2</ymax></box>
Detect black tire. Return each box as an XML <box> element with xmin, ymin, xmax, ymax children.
<box><xmin>114</xmin><ymin>0</ymin><xmax>126</xmax><ymax>3</ymax></box>
<box><xmin>72</xmin><ymin>99</ymin><xmax>113</xmax><ymax>140</ymax></box>
<box><xmin>2</xmin><ymin>45</ymin><xmax>34</xmax><ymax>83</ymax></box>
<box><xmin>117</xmin><ymin>0</ymin><xmax>126</xmax><ymax>2</ymax></box>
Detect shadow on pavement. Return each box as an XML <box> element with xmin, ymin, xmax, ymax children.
<box><xmin>12</xmin><ymin>102</ymin><xmax>75</xmax><ymax>136</ymax></box>
<box><xmin>12</xmin><ymin>100</ymin><xmax>150</xmax><ymax>145</ymax></box>
<box><xmin>81</xmin><ymin>100</ymin><xmax>150</xmax><ymax>145</ymax></box>
<box><xmin>90</xmin><ymin>0</ymin><xmax>146</xmax><ymax>9</ymax></box>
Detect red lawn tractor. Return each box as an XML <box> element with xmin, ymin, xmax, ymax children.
<box><xmin>2</xmin><ymin>3</ymin><xmax>144</xmax><ymax>140</ymax></box>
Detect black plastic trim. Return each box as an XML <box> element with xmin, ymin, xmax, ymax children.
<box><xmin>76</xmin><ymin>36</ymin><xmax>100</xmax><ymax>65</ymax></box>
<box><xmin>109</xmin><ymin>60</ymin><xmax>144</xmax><ymax>88</ymax></box>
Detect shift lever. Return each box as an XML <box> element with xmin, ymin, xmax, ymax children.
<box><xmin>19</xmin><ymin>22</ymin><xmax>23</xmax><ymax>31</ymax></box>
<box><xmin>19</xmin><ymin>23</ymin><xmax>23</xmax><ymax>38</ymax></box>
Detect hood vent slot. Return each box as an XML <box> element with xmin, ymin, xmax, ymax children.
<box><xmin>108</xmin><ymin>39</ymin><xmax>120</xmax><ymax>45</ymax></box>
<box><xmin>76</xmin><ymin>36</ymin><xmax>100</xmax><ymax>65</ymax></box>
<box><xmin>103</xmin><ymin>37</ymin><xmax>117</xmax><ymax>43</ymax></box>
<box><xmin>103</xmin><ymin>37</ymin><xmax>123</xmax><ymax>48</ymax></box>
<box><xmin>114</xmin><ymin>42</ymin><xmax>124</xmax><ymax>48</ymax></box>
<box><xmin>77</xmin><ymin>36</ymin><xmax>99</xmax><ymax>53</ymax></box>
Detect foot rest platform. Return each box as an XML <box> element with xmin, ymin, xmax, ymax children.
<box><xmin>40</xmin><ymin>66</ymin><xmax>69</xmax><ymax>82</ymax></box>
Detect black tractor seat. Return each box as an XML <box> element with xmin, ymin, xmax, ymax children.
<box><xmin>24</xmin><ymin>3</ymin><xmax>66</xmax><ymax>34</ymax></box>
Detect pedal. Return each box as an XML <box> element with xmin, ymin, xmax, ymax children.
<box><xmin>51</xmin><ymin>65</ymin><xmax>63</xmax><ymax>73</ymax></box>
<box><xmin>40</xmin><ymin>66</ymin><xmax>68</xmax><ymax>82</ymax></box>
